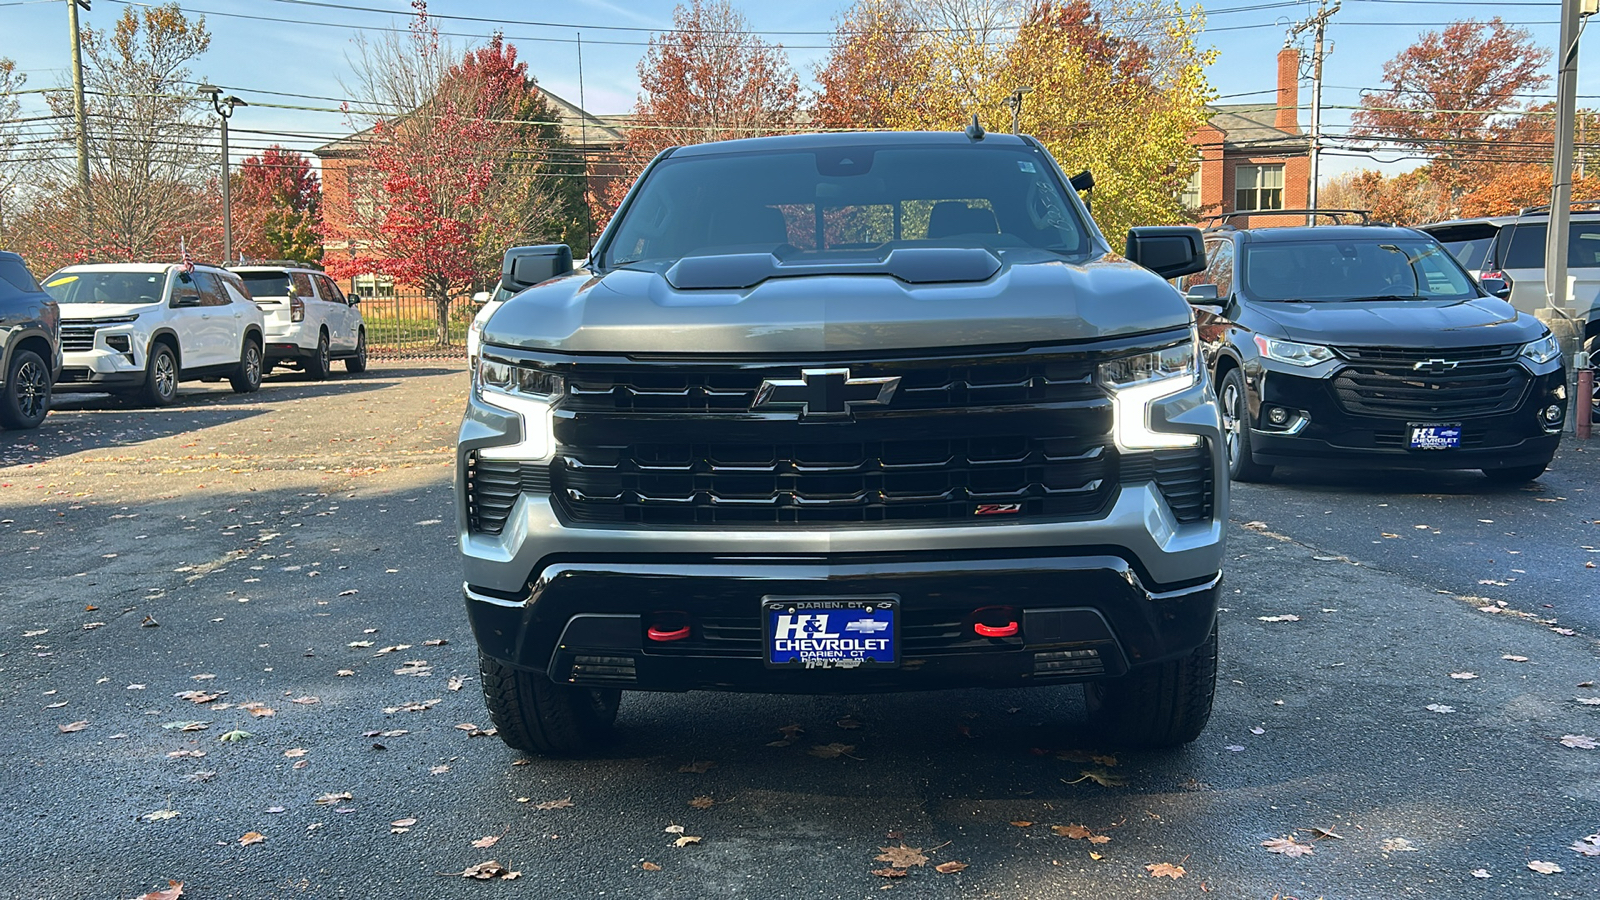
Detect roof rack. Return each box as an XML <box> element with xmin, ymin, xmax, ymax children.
<box><xmin>1514</xmin><ymin>200</ymin><xmax>1600</xmax><ymax>215</ymax></box>
<box><xmin>1202</xmin><ymin>208</ymin><xmax>1379</xmax><ymax>230</ymax></box>
<box><xmin>228</xmin><ymin>259</ymin><xmax>326</xmax><ymax>271</ymax></box>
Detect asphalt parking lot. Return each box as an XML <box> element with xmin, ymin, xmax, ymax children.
<box><xmin>3</xmin><ymin>361</ymin><xmax>1598</xmax><ymax>899</ymax></box>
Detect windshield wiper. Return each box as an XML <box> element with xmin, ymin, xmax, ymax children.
<box><xmin>1344</xmin><ymin>293</ymin><xmax>1423</xmax><ymax>302</ymax></box>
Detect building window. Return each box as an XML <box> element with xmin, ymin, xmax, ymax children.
<box><xmin>353</xmin><ymin>273</ymin><xmax>397</xmax><ymax>299</ymax></box>
<box><xmin>1235</xmin><ymin>164</ymin><xmax>1284</xmax><ymax>211</ymax></box>
<box><xmin>1181</xmin><ymin>167</ymin><xmax>1203</xmax><ymax>212</ymax></box>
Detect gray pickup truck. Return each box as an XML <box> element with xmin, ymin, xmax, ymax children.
<box><xmin>457</xmin><ymin>129</ymin><xmax>1226</xmax><ymax>756</ymax></box>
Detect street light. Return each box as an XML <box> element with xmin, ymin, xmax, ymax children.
<box><xmin>198</xmin><ymin>83</ymin><xmax>247</xmax><ymax>263</ymax></box>
<box><xmin>1005</xmin><ymin>86</ymin><xmax>1034</xmax><ymax>136</ymax></box>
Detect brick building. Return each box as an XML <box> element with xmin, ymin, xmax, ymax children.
<box><xmin>1185</xmin><ymin>47</ymin><xmax>1312</xmax><ymax>227</ymax></box>
<box><xmin>314</xmin><ymin>88</ymin><xmax>625</xmax><ymax>298</ymax></box>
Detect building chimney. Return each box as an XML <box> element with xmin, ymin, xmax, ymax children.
<box><xmin>1276</xmin><ymin>46</ymin><xmax>1300</xmax><ymax>132</ymax></box>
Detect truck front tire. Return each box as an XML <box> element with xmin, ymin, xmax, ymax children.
<box><xmin>479</xmin><ymin>652</ymin><xmax>621</xmax><ymax>757</ymax></box>
<box><xmin>1084</xmin><ymin>622</ymin><xmax>1217</xmax><ymax>749</ymax></box>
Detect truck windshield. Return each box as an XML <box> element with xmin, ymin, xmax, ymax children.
<box><xmin>42</xmin><ymin>270</ymin><xmax>168</xmax><ymax>305</ymax></box>
<box><xmin>1241</xmin><ymin>238</ymin><xmax>1478</xmax><ymax>302</ymax></box>
<box><xmin>237</xmin><ymin>271</ymin><xmax>293</xmax><ymax>297</ymax></box>
<box><xmin>603</xmin><ymin>143</ymin><xmax>1093</xmax><ymax>268</ymax></box>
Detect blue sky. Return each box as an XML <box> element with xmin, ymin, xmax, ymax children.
<box><xmin>0</xmin><ymin>0</ymin><xmax>1591</xmax><ymax>182</ymax></box>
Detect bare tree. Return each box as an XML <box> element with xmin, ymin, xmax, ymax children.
<box><xmin>0</xmin><ymin>58</ymin><xmax>25</xmax><ymax>234</ymax></box>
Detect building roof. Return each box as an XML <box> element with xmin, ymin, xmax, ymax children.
<box><xmin>1204</xmin><ymin>102</ymin><xmax>1307</xmax><ymax>153</ymax></box>
<box><xmin>313</xmin><ymin>85</ymin><xmax>624</xmax><ymax>159</ymax></box>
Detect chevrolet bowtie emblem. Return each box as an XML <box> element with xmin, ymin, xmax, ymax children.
<box><xmin>1412</xmin><ymin>358</ymin><xmax>1460</xmax><ymax>374</ymax></box>
<box><xmin>752</xmin><ymin>368</ymin><xmax>901</xmax><ymax>419</ymax></box>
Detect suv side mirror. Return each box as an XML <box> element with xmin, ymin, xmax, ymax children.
<box><xmin>174</xmin><ymin>291</ymin><xmax>201</xmax><ymax>307</ymax></box>
<box><xmin>1478</xmin><ymin>277</ymin><xmax>1512</xmax><ymax>300</ymax></box>
<box><xmin>1125</xmin><ymin>226</ymin><xmax>1206</xmax><ymax>280</ymax></box>
<box><xmin>1183</xmin><ymin>283</ymin><xmax>1219</xmax><ymax>304</ymax></box>
<box><xmin>501</xmin><ymin>244</ymin><xmax>574</xmax><ymax>293</ymax></box>
<box><xmin>472</xmin><ymin>291</ymin><xmax>493</xmax><ymax>305</ymax></box>
<box><xmin>347</xmin><ymin>293</ymin><xmax>362</xmax><ymax>305</ymax></box>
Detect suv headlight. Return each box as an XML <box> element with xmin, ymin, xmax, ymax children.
<box><xmin>1518</xmin><ymin>334</ymin><xmax>1561</xmax><ymax>366</ymax></box>
<box><xmin>1254</xmin><ymin>335</ymin><xmax>1335</xmax><ymax>367</ymax></box>
<box><xmin>474</xmin><ymin>356</ymin><xmax>565</xmax><ymax>462</ymax></box>
<box><xmin>1099</xmin><ymin>336</ymin><xmax>1201</xmax><ymax>449</ymax></box>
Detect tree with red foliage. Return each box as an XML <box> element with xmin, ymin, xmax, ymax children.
<box><xmin>594</xmin><ymin>0</ymin><xmax>800</xmax><ymax>232</ymax></box>
<box><xmin>327</xmin><ymin>2</ymin><xmax>567</xmax><ymax>345</ymax></box>
<box><xmin>234</xmin><ymin>146</ymin><xmax>322</xmax><ymax>264</ymax></box>
<box><xmin>1351</xmin><ymin>19</ymin><xmax>1549</xmax><ymax>201</ymax></box>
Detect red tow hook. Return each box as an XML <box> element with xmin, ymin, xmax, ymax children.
<box><xmin>647</xmin><ymin>624</ymin><xmax>691</xmax><ymax>642</ymax></box>
<box><xmin>974</xmin><ymin>621</ymin><xmax>1019</xmax><ymax>638</ymax></box>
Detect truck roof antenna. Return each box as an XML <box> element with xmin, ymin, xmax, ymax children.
<box><xmin>965</xmin><ymin>114</ymin><xmax>986</xmax><ymax>141</ymax></box>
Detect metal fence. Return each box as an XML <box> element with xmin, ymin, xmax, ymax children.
<box><xmin>360</xmin><ymin>290</ymin><xmax>476</xmax><ymax>359</ymax></box>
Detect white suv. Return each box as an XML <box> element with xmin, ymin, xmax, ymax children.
<box><xmin>44</xmin><ymin>262</ymin><xmax>265</xmax><ymax>406</ymax></box>
<box><xmin>231</xmin><ymin>265</ymin><xmax>367</xmax><ymax>379</ymax></box>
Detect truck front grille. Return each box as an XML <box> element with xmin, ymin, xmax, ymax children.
<box><xmin>1331</xmin><ymin>344</ymin><xmax>1529</xmax><ymax>418</ymax></box>
<box><xmin>556</xmin><ymin>434</ymin><xmax>1116</xmax><ymax>526</ymax></box>
<box><xmin>1119</xmin><ymin>444</ymin><xmax>1214</xmax><ymax>524</ymax></box>
<box><xmin>464</xmin><ymin>453</ymin><xmax>551</xmax><ymax>535</ymax></box>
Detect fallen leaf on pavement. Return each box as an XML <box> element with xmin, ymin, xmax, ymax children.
<box><xmin>836</xmin><ymin>715</ymin><xmax>863</xmax><ymax>729</ymax></box>
<box><xmin>1471</xmin><ymin>868</ymin><xmax>1490</xmax><ymax>878</ymax></box>
<box><xmin>57</xmin><ymin>720</ymin><xmax>88</xmax><ymax>733</ymax></box>
<box><xmin>424</xmin><ymin>639</ymin><xmax>448</xmax><ymax>646</ymax></box>
<box><xmin>136</xmin><ymin>881</ymin><xmax>184</xmax><ymax>900</ymax></box>
<box><xmin>1053</xmin><ymin>824</ymin><xmax>1094</xmax><ymax>839</ymax></box>
<box><xmin>383</xmin><ymin>699</ymin><xmax>440</xmax><ymax>713</ymax></box>
<box><xmin>1575</xmin><ymin>698</ymin><xmax>1600</xmax><ymax>706</ymax></box>
<box><xmin>935</xmin><ymin>861</ymin><xmax>968</xmax><ymax>874</ymax></box>
<box><xmin>448</xmin><ymin>861</ymin><xmax>518</xmax><ymax>880</ymax></box>
<box><xmin>1307</xmin><ymin>826</ymin><xmax>1344</xmax><ymax>840</ymax></box>
<box><xmin>1064</xmin><ymin>769</ymin><xmax>1125</xmax><ymax>787</ymax></box>
<box><xmin>641</xmin><ymin>862</ymin><xmax>661</xmax><ymax>871</ymax></box>
<box><xmin>1262</xmin><ymin>836</ymin><xmax>1314</xmax><ymax>857</ymax></box>
<box><xmin>1257</xmin><ymin>615</ymin><xmax>1301</xmax><ymax>623</ymax></box>
<box><xmin>218</xmin><ymin>729</ymin><xmax>251</xmax><ymax>742</ymax></box>
<box><xmin>809</xmin><ymin>742</ymin><xmax>859</xmax><ymax>759</ymax></box>
<box><xmin>1570</xmin><ymin>834</ymin><xmax>1600</xmax><ymax>856</ymax></box>
<box><xmin>674</xmin><ymin>835</ymin><xmax>701</xmax><ymax>847</ymax></box>
<box><xmin>1010</xmin><ymin>821</ymin><xmax>1033</xmax><ymax>828</ymax></box>
<box><xmin>767</xmin><ymin>724</ymin><xmax>805</xmax><ymax>747</ymax></box>
<box><xmin>472</xmin><ymin>834</ymin><xmax>501</xmax><ymax>849</ymax></box>
<box><xmin>876</xmin><ymin>845</ymin><xmax>929</xmax><ymax>868</ymax></box>
<box><xmin>664</xmin><ymin>825</ymin><xmax>684</xmax><ymax>834</ymax></box>
<box><xmin>871</xmin><ymin>868</ymin><xmax>908</xmax><ymax>878</ymax></box>
<box><xmin>239</xmin><ymin>831</ymin><xmax>265</xmax><ymax>846</ymax></box>
<box><xmin>1560</xmin><ymin>734</ymin><xmax>1599</xmax><ymax>749</ymax></box>
<box><xmin>1146</xmin><ymin>862</ymin><xmax>1185</xmax><ymax>879</ymax></box>
<box><xmin>1425</xmin><ymin>704</ymin><xmax>1455</xmax><ymax>714</ymax></box>
<box><xmin>314</xmin><ymin>792</ymin><xmax>354</xmax><ymax>805</ymax></box>
<box><xmin>139</xmin><ymin>809</ymin><xmax>180</xmax><ymax>822</ymax></box>
<box><xmin>678</xmin><ymin>760</ymin><xmax>716</xmax><ymax>773</ymax></box>
<box><xmin>284</xmin><ymin>748</ymin><xmax>308</xmax><ymax>758</ymax></box>
<box><xmin>290</xmin><ymin>696</ymin><xmax>319</xmax><ymax>705</ymax></box>
<box><xmin>1449</xmin><ymin>672</ymin><xmax>1478</xmax><ymax>680</ymax></box>
<box><xmin>688</xmin><ymin>796</ymin><xmax>715</xmax><ymax>810</ymax></box>
<box><xmin>1502</xmin><ymin>655</ymin><xmax>1529</xmax><ymax>662</ymax></box>
<box><xmin>374</xmin><ymin>644</ymin><xmax>412</xmax><ymax>656</ymax></box>
<box><xmin>535</xmin><ymin>797</ymin><xmax>573</xmax><ymax>810</ymax></box>
<box><xmin>1528</xmin><ymin>860</ymin><xmax>1563</xmax><ymax>874</ymax></box>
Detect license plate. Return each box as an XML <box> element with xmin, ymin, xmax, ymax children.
<box><xmin>763</xmin><ymin>596</ymin><xmax>898</xmax><ymax>670</ymax></box>
<box><xmin>1408</xmin><ymin>424</ymin><xmax>1462</xmax><ymax>450</ymax></box>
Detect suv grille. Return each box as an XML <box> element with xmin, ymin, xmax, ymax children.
<box><xmin>556</xmin><ymin>433</ymin><xmax>1115</xmax><ymax>526</ymax></box>
<box><xmin>60</xmin><ymin>322</ymin><xmax>100</xmax><ymax>352</ymax></box>
<box><xmin>1331</xmin><ymin>344</ymin><xmax>1528</xmax><ymax>418</ymax></box>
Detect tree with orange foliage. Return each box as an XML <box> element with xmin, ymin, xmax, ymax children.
<box><xmin>1352</xmin><ymin>19</ymin><xmax>1548</xmax><ymax>201</ymax></box>
<box><xmin>594</xmin><ymin>0</ymin><xmax>801</xmax><ymax>232</ymax></box>
<box><xmin>1318</xmin><ymin>169</ymin><xmax>1450</xmax><ymax>226</ymax></box>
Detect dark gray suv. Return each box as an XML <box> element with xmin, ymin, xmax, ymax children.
<box><xmin>0</xmin><ymin>250</ymin><xmax>59</xmax><ymax>429</ymax></box>
<box><xmin>458</xmin><ymin>130</ymin><xmax>1226</xmax><ymax>756</ymax></box>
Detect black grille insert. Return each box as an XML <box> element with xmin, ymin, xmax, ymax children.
<box><xmin>60</xmin><ymin>323</ymin><xmax>99</xmax><ymax>353</ymax></box>
<box><xmin>464</xmin><ymin>454</ymin><xmax>551</xmax><ymax>535</ymax></box>
<box><xmin>1121</xmin><ymin>444</ymin><xmax>1214</xmax><ymax>524</ymax></box>
<box><xmin>1331</xmin><ymin>344</ymin><xmax>1528</xmax><ymax>418</ymax></box>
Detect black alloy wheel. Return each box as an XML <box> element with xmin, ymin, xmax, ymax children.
<box><xmin>0</xmin><ymin>348</ymin><xmax>51</xmax><ymax>429</ymax></box>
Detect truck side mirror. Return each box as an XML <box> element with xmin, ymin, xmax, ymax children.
<box><xmin>1183</xmin><ymin>283</ymin><xmax>1219</xmax><ymax>303</ymax></box>
<box><xmin>1478</xmin><ymin>277</ymin><xmax>1511</xmax><ymax>300</ymax></box>
<box><xmin>1125</xmin><ymin>226</ymin><xmax>1206</xmax><ymax>280</ymax></box>
<box><xmin>500</xmin><ymin>245</ymin><xmax>574</xmax><ymax>293</ymax></box>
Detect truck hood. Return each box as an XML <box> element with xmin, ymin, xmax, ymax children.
<box><xmin>1251</xmin><ymin>297</ymin><xmax>1544</xmax><ymax>349</ymax></box>
<box><xmin>57</xmin><ymin>302</ymin><xmax>160</xmax><ymax>320</ymax></box>
<box><xmin>481</xmin><ymin>250</ymin><xmax>1191</xmax><ymax>355</ymax></box>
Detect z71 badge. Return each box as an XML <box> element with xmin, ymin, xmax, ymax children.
<box><xmin>973</xmin><ymin>503</ymin><xmax>1023</xmax><ymax>516</ymax></box>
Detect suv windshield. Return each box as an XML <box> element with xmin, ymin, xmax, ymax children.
<box><xmin>237</xmin><ymin>271</ymin><xmax>293</xmax><ymax>297</ymax></box>
<box><xmin>1241</xmin><ymin>238</ymin><xmax>1477</xmax><ymax>302</ymax></box>
<box><xmin>602</xmin><ymin>144</ymin><xmax>1092</xmax><ymax>267</ymax></box>
<box><xmin>43</xmin><ymin>270</ymin><xmax>167</xmax><ymax>305</ymax></box>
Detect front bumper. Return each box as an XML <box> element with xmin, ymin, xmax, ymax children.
<box><xmin>55</xmin><ymin>346</ymin><xmax>146</xmax><ymax>392</ymax></box>
<box><xmin>464</xmin><ymin>552</ymin><xmax>1221</xmax><ymax>693</ymax></box>
<box><xmin>1245</xmin><ymin>360</ymin><xmax>1565</xmax><ymax>469</ymax></box>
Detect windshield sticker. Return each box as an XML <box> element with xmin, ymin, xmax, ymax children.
<box><xmin>1017</xmin><ymin>160</ymin><xmax>1037</xmax><ymax>173</ymax></box>
<box><xmin>45</xmin><ymin>276</ymin><xmax>78</xmax><ymax>287</ymax></box>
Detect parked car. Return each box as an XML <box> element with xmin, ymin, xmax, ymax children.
<box><xmin>1418</xmin><ymin>206</ymin><xmax>1600</xmax><ymax>423</ymax></box>
<box><xmin>467</xmin><ymin>284</ymin><xmax>513</xmax><ymax>375</ymax></box>
<box><xmin>229</xmin><ymin>263</ymin><xmax>367</xmax><ymax>378</ymax></box>
<box><xmin>1180</xmin><ymin>210</ymin><xmax>1566</xmax><ymax>483</ymax></box>
<box><xmin>44</xmin><ymin>262</ymin><xmax>265</xmax><ymax>406</ymax></box>
<box><xmin>0</xmin><ymin>250</ymin><xmax>60</xmax><ymax>429</ymax></box>
<box><xmin>458</xmin><ymin>128</ymin><xmax>1225</xmax><ymax>756</ymax></box>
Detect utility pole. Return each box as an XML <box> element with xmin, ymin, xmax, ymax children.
<box><xmin>1289</xmin><ymin>0</ymin><xmax>1339</xmax><ymax>219</ymax></box>
<box><xmin>1544</xmin><ymin>0</ymin><xmax>1595</xmax><ymax>432</ymax></box>
<box><xmin>66</xmin><ymin>0</ymin><xmax>92</xmax><ymax>232</ymax></box>
<box><xmin>199</xmin><ymin>84</ymin><xmax>246</xmax><ymax>263</ymax></box>
<box><xmin>1005</xmin><ymin>87</ymin><xmax>1034</xmax><ymax>135</ymax></box>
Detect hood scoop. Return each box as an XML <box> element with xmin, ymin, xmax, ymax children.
<box><xmin>662</xmin><ymin>247</ymin><xmax>1002</xmax><ymax>290</ymax></box>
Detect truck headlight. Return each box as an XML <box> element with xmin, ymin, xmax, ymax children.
<box><xmin>1253</xmin><ymin>335</ymin><xmax>1335</xmax><ymax>367</ymax></box>
<box><xmin>1518</xmin><ymin>334</ymin><xmax>1560</xmax><ymax>366</ymax></box>
<box><xmin>474</xmin><ymin>356</ymin><xmax>564</xmax><ymax>462</ymax></box>
<box><xmin>1099</xmin><ymin>336</ymin><xmax>1201</xmax><ymax>450</ymax></box>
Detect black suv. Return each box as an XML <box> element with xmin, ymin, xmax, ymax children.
<box><xmin>0</xmin><ymin>251</ymin><xmax>59</xmax><ymax>430</ymax></box>
<box><xmin>1180</xmin><ymin>210</ymin><xmax>1566</xmax><ymax>483</ymax></box>
<box><xmin>459</xmin><ymin>129</ymin><xmax>1226</xmax><ymax>756</ymax></box>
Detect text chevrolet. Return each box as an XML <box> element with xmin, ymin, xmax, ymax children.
<box><xmin>457</xmin><ymin>130</ymin><xmax>1226</xmax><ymax>756</ymax></box>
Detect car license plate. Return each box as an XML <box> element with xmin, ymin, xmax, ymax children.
<box><xmin>1408</xmin><ymin>424</ymin><xmax>1462</xmax><ymax>450</ymax></box>
<box><xmin>762</xmin><ymin>596</ymin><xmax>898</xmax><ymax>670</ymax></box>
